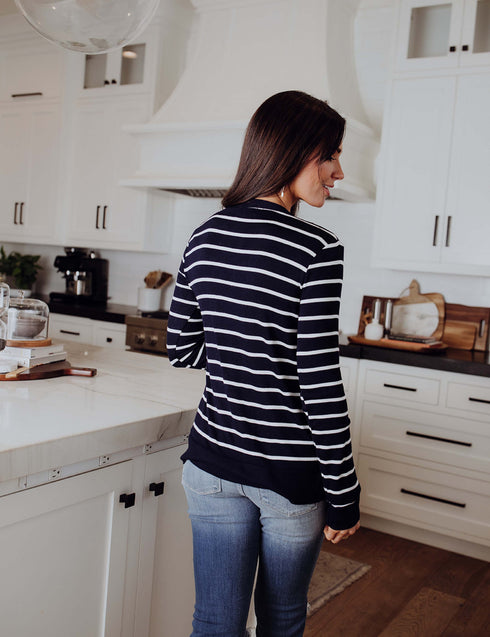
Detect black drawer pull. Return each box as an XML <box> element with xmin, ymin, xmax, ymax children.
<box><xmin>400</xmin><ymin>488</ymin><xmax>465</xmax><ymax>509</ymax></box>
<box><xmin>60</xmin><ymin>329</ymin><xmax>81</xmax><ymax>336</ymax></box>
<box><xmin>406</xmin><ymin>430</ymin><xmax>472</xmax><ymax>447</ymax></box>
<box><xmin>469</xmin><ymin>396</ymin><xmax>490</xmax><ymax>405</ymax></box>
<box><xmin>383</xmin><ymin>383</ymin><xmax>417</xmax><ymax>392</ymax></box>
<box><xmin>432</xmin><ymin>215</ymin><xmax>439</xmax><ymax>246</ymax></box>
<box><xmin>119</xmin><ymin>493</ymin><xmax>136</xmax><ymax>508</ymax></box>
<box><xmin>149</xmin><ymin>481</ymin><xmax>165</xmax><ymax>497</ymax></box>
<box><xmin>11</xmin><ymin>92</ymin><xmax>43</xmax><ymax>98</ymax></box>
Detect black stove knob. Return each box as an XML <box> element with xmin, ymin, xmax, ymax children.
<box><xmin>135</xmin><ymin>332</ymin><xmax>145</xmax><ymax>345</ymax></box>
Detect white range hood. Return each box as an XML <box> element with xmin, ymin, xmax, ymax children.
<box><xmin>123</xmin><ymin>0</ymin><xmax>379</xmax><ymax>201</ymax></box>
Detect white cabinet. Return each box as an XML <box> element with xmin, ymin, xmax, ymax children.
<box><xmin>396</xmin><ymin>0</ymin><xmax>490</xmax><ymax>71</ymax></box>
<box><xmin>132</xmin><ymin>446</ymin><xmax>194</xmax><ymax>637</ymax></box>
<box><xmin>0</xmin><ymin>39</ymin><xmax>63</xmax><ymax>102</ymax></box>
<box><xmin>0</xmin><ymin>461</ymin><xmax>134</xmax><ymax>637</ymax></box>
<box><xmin>374</xmin><ymin>71</ymin><xmax>490</xmax><ymax>274</ymax></box>
<box><xmin>0</xmin><ymin>102</ymin><xmax>63</xmax><ymax>244</ymax></box>
<box><xmin>0</xmin><ymin>440</ymin><xmax>194</xmax><ymax>637</ymax></box>
<box><xmin>49</xmin><ymin>313</ymin><xmax>127</xmax><ymax>349</ymax></box>
<box><xmin>354</xmin><ymin>359</ymin><xmax>490</xmax><ymax>559</ymax></box>
<box><xmin>65</xmin><ymin>97</ymin><xmax>151</xmax><ymax>250</ymax></box>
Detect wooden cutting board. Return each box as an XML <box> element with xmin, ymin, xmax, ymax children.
<box><xmin>392</xmin><ymin>280</ymin><xmax>445</xmax><ymax>340</ymax></box>
<box><xmin>348</xmin><ymin>335</ymin><xmax>447</xmax><ymax>353</ymax></box>
<box><xmin>0</xmin><ymin>360</ymin><xmax>97</xmax><ymax>381</ymax></box>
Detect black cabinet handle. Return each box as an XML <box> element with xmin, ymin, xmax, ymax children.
<box><xmin>149</xmin><ymin>481</ymin><xmax>165</xmax><ymax>497</ymax></box>
<box><xmin>445</xmin><ymin>216</ymin><xmax>452</xmax><ymax>247</ymax></box>
<box><xmin>106</xmin><ymin>337</ymin><xmax>113</xmax><ymax>343</ymax></box>
<box><xmin>383</xmin><ymin>383</ymin><xmax>417</xmax><ymax>392</ymax></box>
<box><xmin>400</xmin><ymin>488</ymin><xmax>465</xmax><ymax>509</ymax></box>
<box><xmin>111</xmin><ymin>78</ymin><xmax>117</xmax><ymax>84</ymax></box>
<box><xmin>60</xmin><ymin>329</ymin><xmax>81</xmax><ymax>336</ymax></box>
<box><xmin>432</xmin><ymin>215</ymin><xmax>439</xmax><ymax>246</ymax></box>
<box><xmin>11</xmin><ymin>91</ymin><xmax>43</xmax><ymax>98</ymax></box>
<box><xmin>469</xmin><ymin>396</ymin><xmax>490</xmax><ymax>405</ymax></box>
<box><xmin>449</xmin><ymin>45</ymin><xmax>457</xmax><ymax>52</ymax></box>
<box><xmin>95</xmin><ymin>205</ymin><xmax>100</xmax><ymax>229</ymax></box>
<box><xmin>102</xmin><ymin>205</ymin><xmax>107</xmax><ymax>229</ymax></box>
<box><xmin>406</xmin><ymin>430</ymin><xmax>472</xmax><ymax>448</ymax></box>
<box><xmin>462</xmin><ymin>44</ymin><xmax>469</xmax><ymax>51</ymax></box>
<box><xmin>13</xmin><ymin>202</ymin><xmax>18</xmax><ymax>224</ymax></box>
<box><xmin>19</xmin><ymin>202</ymin><xmax>24</xmax><ymax>225</ymax></box>
<box><xmin>119</xmin><ymin>493</ymin><xmax>136</xmax><ymax>508</ymax></box>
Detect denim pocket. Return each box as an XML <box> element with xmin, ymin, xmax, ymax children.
<box><xmin>259</xmin><ymin>488</ymin><xmax>319</xmax><ymax>517</ymax></box>
<box><xmin>182</xmin><ymin>461</ymin><xmax>222</xmax><ymax>495</ymax></box>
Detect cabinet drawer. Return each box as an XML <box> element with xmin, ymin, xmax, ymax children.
<box><xmin>446</xmin><ymin>381</ymin><xmax>490</xmax><ymax>417</ymax></box>
<box><xmin>363</xmin><ymin>368</ymin><xmax>440</xmax><ymax>405</ymax></box>
<box><xmin>358</xmin><ymin>454</ymin><xmax>490</xmax><ymax>545</ymax></box>
<box><xmin>48</xmin><ymin>316</ymin><xmax>93</xmax><ymax>344</ymax></box>
<box><xmin>359</xmin><ymin>401</ymin><xmax>490</xmax><ymax>474</ymax></box>
<box><xmin>94</xmin><ymin>326</ymin><xmax>126</xmax><ymax>349</ymax></box>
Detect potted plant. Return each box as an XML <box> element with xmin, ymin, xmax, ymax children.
<box><xmin>0</xmin><ymin>246</ymin><xmax>42</xmax><ymax>295</ymax></box>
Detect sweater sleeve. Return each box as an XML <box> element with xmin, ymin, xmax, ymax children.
<box><xmin>167</xmin><ymin>255</ymin><xmax>206</xmax><ymax>369</ymax></box>
<box><xmin>297</xmin><ymin>241</ymin><xmax>360</xmax><ymax>530</ymax></box>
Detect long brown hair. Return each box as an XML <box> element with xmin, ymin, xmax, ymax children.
<box><xmin>222</xmin><ymin>91</ymin><xmax>345</xmax><ymax>213</ymax></box>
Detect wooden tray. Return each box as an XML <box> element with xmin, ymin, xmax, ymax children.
<box><xmin>348</xmin><ymin>335</ymin><xmax>448</xmax><ymax>353</ymax></box>
<box><xmin>0</xmin><ymin>360</ymin><xmax>97</xmax><ymax>381</ymax></box>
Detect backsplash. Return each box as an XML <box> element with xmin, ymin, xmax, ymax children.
<box><xmin>5</xmin><ymin>196</ymin><xmax>490</xmax><ymax>336</ymax></box>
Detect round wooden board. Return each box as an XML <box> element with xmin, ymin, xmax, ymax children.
<box><xmin>5</xmin><ymin>338</ymin><xmax>52</xmax><ymax>348</ymax></box>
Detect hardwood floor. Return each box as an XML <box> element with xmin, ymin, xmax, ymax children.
<box><xmin>304</xmin><ymin>527</ymin><xmax>490</xmax><ymax>637</ymax></box>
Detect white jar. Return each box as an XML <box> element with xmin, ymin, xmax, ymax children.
<box><xmin>364</xmin><ymin>319</ymin><xmax>384</xmax><ymax>340</ymax></box>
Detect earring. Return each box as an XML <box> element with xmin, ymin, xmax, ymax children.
<box><xmin>280</xmin><ymin>187</ymin><xmax>285</xmax><ymax>199</ymax></box>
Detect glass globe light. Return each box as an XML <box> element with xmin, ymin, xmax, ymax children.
<box><xmin>14</xmin><ymin>0</ymin><xmax>160</xmax><ymax>54</ymax></box>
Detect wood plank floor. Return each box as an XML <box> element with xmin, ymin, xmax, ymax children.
<box><xmin>304</xmin><ymin>527</ymin><xmax>490</xmax><ymax>637</ymax></box>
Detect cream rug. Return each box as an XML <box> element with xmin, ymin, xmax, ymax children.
<box><xmin>307</xmin><ymin>551</ymin><xmax>371</xmax><ymax>617</ymax></box>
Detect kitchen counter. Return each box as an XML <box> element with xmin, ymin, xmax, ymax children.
<box><xmin>340</xmin><ymin>338</ymin><xmax>490</xmax><ymax>378</ymax></box>
<box><xmin>0</xmin><ymin>342</ymin><xmax>205</xmax><ymax>485</ymax></box>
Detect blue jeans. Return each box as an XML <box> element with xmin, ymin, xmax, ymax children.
<box><xmin>182</xmin><ymin>461</ymin><xmax>326</xmax><ymax>637</ymax></box>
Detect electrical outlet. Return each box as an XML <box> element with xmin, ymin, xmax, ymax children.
<box><xmin>99</xmin><ymin>455</ymin><xmax>111</xmax><ymax>466</ymax></box>
<box><xmin>143</xmin><ymin>444</ymin><xmax>153</xmax><ymax>454</ymax></box>
<box><xmin>48</xmin><ymin>468</ymin><xmax>61</xmax><ymax>480</ymax></box>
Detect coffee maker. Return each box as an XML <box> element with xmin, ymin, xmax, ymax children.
<box><xmin>50</xmin><ymin>248</ymin><xmax>109</xmax><ymax>304</ymax></box>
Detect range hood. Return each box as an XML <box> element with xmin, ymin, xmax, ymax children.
<box><xmin>123</xmin><ymin>0</ymin><xmax>378</xmax><ymax>201</ymax></box>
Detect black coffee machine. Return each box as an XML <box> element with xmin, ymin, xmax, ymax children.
<box><xmin>50</xmin><ymin>247</ymin><xmax>109</xmax><ymax>304</ymax></box>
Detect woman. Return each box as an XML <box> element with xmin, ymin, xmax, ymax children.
<box><xmin>167</xmin><ymin>90</ymin><xmax>360</xmax><ymax>637</ymax></box>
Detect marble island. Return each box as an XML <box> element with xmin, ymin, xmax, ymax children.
<box><xmin>0</xmin><ymin>342</ymin><xmax>205</xmax><ymax>488</ymax></box>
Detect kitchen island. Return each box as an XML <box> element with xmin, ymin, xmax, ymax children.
<box><xmin>0</xmin><ymin>343</ymin><xmax>205</xmax><ymax>637</ymax></box>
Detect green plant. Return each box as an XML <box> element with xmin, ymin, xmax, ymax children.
<box><xmin>0</xmin><ymin>247</ymin><xmax>42</xmax><ymax>289</ymax></box>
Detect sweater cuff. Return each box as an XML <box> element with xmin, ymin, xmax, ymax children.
<box><xmin>325</xmin><ymin>499</ymin><xmax>360</xmax><ymax>531</ymax></box>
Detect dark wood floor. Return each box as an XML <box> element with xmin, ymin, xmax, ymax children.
<box><xmin>304</xmin><ymin>527</ymin><xmax>490</xmax><ymax>637</ymax></box>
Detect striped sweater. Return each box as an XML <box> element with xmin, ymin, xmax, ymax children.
<box><xmin>167</xmin><ymin>199</ymin><xmax>360</xmax><ymax>529</ymax></box>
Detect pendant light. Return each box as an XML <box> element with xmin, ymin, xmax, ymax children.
<box><xmin>14</xmin><ymin>0</ymin><xmax>160</xmax><ymax>54</ymax></box>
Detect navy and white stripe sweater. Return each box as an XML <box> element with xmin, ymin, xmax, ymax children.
<box><xmin>167</xmin><ymin>199</ymin><xmax>360</xmax><ymax>529</ymax></box>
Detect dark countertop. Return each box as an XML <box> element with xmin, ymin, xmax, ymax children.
<box><xmin>46</xmin><ymin>298</ymin><xmax>137</xmax><ymax>325</ymax></box>
<box><xmin>43</xmin><ymin>299</ymin><xmax>490</xmax><ymax>379</ymax></box>
<box><xmin>340</xmin><ymin>337</ymin><xmax>490</xmax><ymax>379</ymax></box>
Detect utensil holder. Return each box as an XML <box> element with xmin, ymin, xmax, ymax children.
<box><xmin>137</xmin><ymin>287</ymin><xmax>162</xmax><ymax>312</ymax></box>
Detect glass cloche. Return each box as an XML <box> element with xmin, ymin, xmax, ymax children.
<box><xmin>0</xmin><ymin>282</ymin><xmax>9</xmax><ymax>350</ymax></box>
<box><xmin>7</xmin><ymin>295</ymin><xmax>49</xmax><ymax>342</ymax></box>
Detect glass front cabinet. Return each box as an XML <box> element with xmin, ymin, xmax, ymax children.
<box><xmin>396</xmin><ymin>0</ymin><xmax>490</xmax><ymax>70</ymax></box>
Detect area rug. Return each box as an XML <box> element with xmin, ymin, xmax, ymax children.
<box><xmin>307</xmin><ymin>551</ymin><xmax>371</xmax><ymax>617</ymax></box>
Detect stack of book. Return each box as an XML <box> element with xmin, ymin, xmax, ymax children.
<box><xmin>0</xmin><ymin>343</ymin><xmax>67</xmax><ymax>368</ymax></box>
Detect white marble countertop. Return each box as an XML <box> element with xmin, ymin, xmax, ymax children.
<box><xmin>0</xmin><ymin>343</ymin><xmax>205</xmax><ymax>484</ymax></box>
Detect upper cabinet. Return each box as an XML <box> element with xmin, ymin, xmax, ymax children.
<box><xmin>396</xmin><ymin>0</ymin><xmax>490</xmax><ymax>71</ymax></box>
<box><xmin>375</xmin><ymin>1</ymin><xmax>490</xmax><ymax>275</ymax></box>
<box><xmin>0</xmin><ymin>40</ymin><xmax>64</xmax><ymax>102</ymax></box>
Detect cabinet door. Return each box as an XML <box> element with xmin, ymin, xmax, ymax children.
<box><xmin>0</xmin><ymin>105</ymin><xmax>62</xmax><ymax>243</ymax></box>
<box><xmin>442</xmin><ymin>73</ymin><xmax>490</xmax><ymax>266</ymax></box>
<box><xmin>48</xmin><ymin>313</ymin><xmax>94</xmax><ymax>345</ymax></box>
<box><xmin>459</xmin><ymin>0</ymin><xmax>490</xmax><ymax>66</ymax></box>
<box><xmin>374</xmin><ymin>76</ymin><xmax>455</xmax><ymax>268</ymax></box>
<box><xmin>0</xmin><ymin>109</ymin><xmax>29</xmax><ymax>238</ymax></box>
<box><xmin>396</xmin><ymin>0</ymin><xmax>464</xmax><ymax>71</ymax></box>
<box><xmin>0</xmin><ymin>45</ymin><xmax>63</xmax><ymax>102</ymax></box>
<box><xmin>0</xmin><ymin>461</ymin><xmax>134</xmax><ymax>637</ymax></box>
<box><xmin>134</xmin><ymin>446</ymin><xmax>194</xmax><ymax>637</ymax></box>
<box><xmin>66</xmin><ymin>99</ymin><xmax>150</xmax><ymax>250</ymax></box>
<box><xmin>67</xmin><ymin>103</ymin><xmax>110</xmax><ymax>242</ymax></box>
